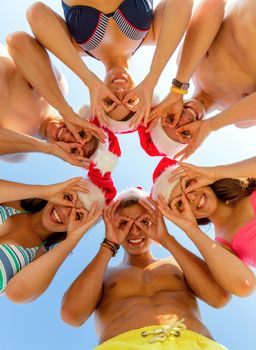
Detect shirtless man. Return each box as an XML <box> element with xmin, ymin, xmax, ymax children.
<box><xmin>61</xmin><ymin>188</ymin><xmax>229</xmax><ymax>350</ymax></box>
<box><xmin>151</xmin><ymin>0</ymin><xmax>256</xmax><ymax>159</ymax></box>
<box><xmin>0</xmin><ymin>38</ymin><xmax>104</xmax><ymax>165</ymax></box>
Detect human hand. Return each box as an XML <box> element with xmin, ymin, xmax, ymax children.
<box><xmin>67</xmin><ymin>203</ymin><xmax>102</xmax><ymax>240</ymax></box>
<box><xmin>136</xmin><ymin>198</ymin><xmax>169</xmax><ymax>245</ymax></box>
<box><xmin>148</xmin><ymin>92</ymin><xmax>184</xmax><ymax>130</ymax></box>
<box><xmin>123</xmin><ymin>77</ymin><xmax>154</xmax><ymax>128</ymax></box>
<box><xmin>103</xmin><ymin>201</ymin><xmax>134</xmax><ymax>244</ymax></box>
<box><xmin>157</xmin><ymin>194</ymin><xmax>198</xmax><ymax>232</ymax></box>
<box><xmin>168</xmin><ymin>162</ymin><xmax>217</xmax><ymax>193</ymax></box>
<box><xmin>41</xmin><ymin>177</ymin><xmax>89</xmax><ymax>206</ymax></box>
<box><xmin>174</xmin><ymin>119</ymin><xmax>212</xmax><ymax>160</ymax></box>
<box><xmin>89</xmin><ymin>78</ymin><xmax>121</xmax><ymax>126</ymax></box>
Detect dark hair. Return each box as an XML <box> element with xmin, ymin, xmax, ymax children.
<box><xmin>117</xmin><ymin>197</ymin><xmax>140</xmax><ymax>210</ymax></box>
<box><xmin>20</xmin><ymin>198</ymin><xmax>67</xmax><ymax>250</ymax></box>
<box><xmin>83</xmin><ymin>135</ymin><xmax>99</xmax><ymax>158</ymax></box>
<box><xmin>197</xmin><ymin>178</ymin><xmax>256</xmax><ymax>226</ymax></box>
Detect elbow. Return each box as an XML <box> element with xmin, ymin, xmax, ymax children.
<box><xmin>61</xmin><ymin>296</ymin><xmax>88</xmax><ymax>327</ymax></box>
<box><xmin>233</xmin><ymin>278</ymin><xmax>256</xmax><ymax>298</ymax></box>
<box><xmin>5</xmin><ymin>280</ymin><xmax>34</xmax><ymax>304</ymax></box>
<box><xmin>209</xmin><ymin>291</ymin><xmax>231</xmax><ymax>309</ymax></box>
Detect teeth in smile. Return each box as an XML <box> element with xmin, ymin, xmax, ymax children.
<box><xmin>113</xmin><ymin>78</ymin><xmax>126</xmax><ymax>83</ymax></box>
<box><xmin>52</xmin><ymin>209</ymin><xmax>62</xmax><ymax>224</ymax></box>
<box><xmin>128</xmin><ymin>238</ymin><xmax>143</xmax><ymax>243</ymax></box>
<box><xmin>197</xmin><ymin>195</ymin><xmax>205</xmax><ymax>209</ymax></box>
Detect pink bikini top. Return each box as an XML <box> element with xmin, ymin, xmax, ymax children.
<box><xmin>215</xmin><ymin>191</ymin><xmax>256</xmax><ymax>267</ymax></box>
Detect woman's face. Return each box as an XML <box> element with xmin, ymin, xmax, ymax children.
<box><xmin>104</xmin><ymin>67</ymin><xmax>138</xmax><ymax>121</ymax></box>
<box><xmin>41</xmin><ymin>197</ymin><xmax>84</xmax><ymax>232</ymax></box>
<box><xmin>169</xmin><ymin>177</ymin><xmax>218</xmax><ymax>219</ymax></box>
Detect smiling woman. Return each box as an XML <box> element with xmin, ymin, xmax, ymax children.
<box><xmin>0</xmin><ymin>177</ymin><xmax>104</xmax><ymax>302</ymax></box>
<box><xmin>152</xmin><ymin>157</ymin><xmax>256</xmax><ymax>297</ymax></box>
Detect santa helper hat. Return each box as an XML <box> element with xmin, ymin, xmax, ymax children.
<box><xmin>78</xmin><ymin>105</ymin><xmax>121</xmax><ymax>174</ymax></box>
<box><xmin>115</xmin><ymin>187</ymin><xmax>149</xmax><ymax>202</ymax></box>
<box><xmin>79</xmin><ymin>104</ymin><xmax>137</xmax><ymax>134</ymax></box>
<box><xmin>138</xmin><ymin>99</ymin><xmax>204</xmax><ymax>157</ymax></box>
<box><xmin>151</xmin><ymin>157</ymin><xmax>179</xmax><ymax>204</ymax></box>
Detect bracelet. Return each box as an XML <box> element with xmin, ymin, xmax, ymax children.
<box><xmin>170</xmin><ymin>86</ymin><xmax>188</xmax><ymax>95</ymax></box>
<box><xmin>172</xmin><ymin>78</ymin><xmax>190</xmax><ymax>90</ymax></box>
<box><xmin>101</xmin><ymin>238</ymin><xmax>120</xmax><ymax>257</ymax></box>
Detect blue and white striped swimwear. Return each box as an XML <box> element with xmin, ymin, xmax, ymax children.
<box><xmin>0</xmin><ymin>205</ymin><xmax>43</xmax><ymax>295</ymax></box>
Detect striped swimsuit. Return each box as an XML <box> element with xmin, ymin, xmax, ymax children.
<box><xmin>0</xmin><ymin>205</ymin><xmax>44</xmax><ymax>295</ymax></box>
<box><xmin>62</xmin><ymin>0</ymin><xmax>153</xmax><ymax>54</ymax></box>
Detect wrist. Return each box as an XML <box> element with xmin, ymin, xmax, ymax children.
<box><xmin>101</xmin><ymin>238</ymin><xmax>120</xmax><ymax>257</ymax></box>
<box><xmin>161</xmin><ymin>234</ymin><xmax>176</xmax><ymax>249</ymax></box>
<box><xmin>206</xmin><ymin>116</ymin><xmax>221</xmax><ymax>132</ymax></box>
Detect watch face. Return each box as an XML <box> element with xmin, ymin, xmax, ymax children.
<box><xmin>172</xmin><ymin>79</ymin><xmax>190</xmax><ymax>90</ymax></box>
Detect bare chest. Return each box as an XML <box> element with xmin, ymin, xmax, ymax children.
<box><xmin>193</xmin><ymin>9</ymin><xmax>256</xmax><ymax>109</ymax></box>
<box><xmin>0</xmin><ymin>72</ymin><xmax>49</xmax><ymax>136</ymax></box>
<box><xmin>103</xmin><ymin>261</ymin><xmax>185</xmax><ymax>299</ymax></box>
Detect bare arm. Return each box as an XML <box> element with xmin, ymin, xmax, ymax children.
<box><xmin>208</xmin><ymin>92</ymin><xmax>256</xmax><ymax>131</ymax></box>
<box><xmin>157</xmin><ymin>195</ymin><xmax>256</xmax><ymax>298</ymax></box>
<box><xmin>0</xmin><ymin>127</ymin><xmax>52</xmax><ymax>155</ymax></box>
<box><xmin>162</xmin><ymin>234</ymin><xmax>230</xmax><ymax>307</ymax></box>
<box><xmin>61</xmin><ymin>246</ymin><xmax>112</xmax><ymax>326</ymax></box>
<box><xmin>176</xmin><ymin>0</ymin><xmax>226</xmax><ymax>83</ymax></box>
<box><xmin>215</xmin><ymin>157</ymin><xmax>256</xmax><ymax>179</ymax></box>
<box><xmin>5</xmin><ymin>206</ymin><xmax>102</xmax><ymax>303</ymax></box>
<box><xmin>148</xmin><ymin>0</ymin><xmax>193</xmax><ymax>85</ymax></box>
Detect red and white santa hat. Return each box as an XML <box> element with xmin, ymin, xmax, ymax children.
<box><xmin>77</xmin><ymin>163</ymin><xmax>117</xmax><ymax>210</ymax></box>
<box><xmin>115</xmin><ymin>187</ymin><xmax>149</xmax><ymax>202</ymax></box>
<box><xmin>151</xmin><ymin>157</ymin><xmax>179</xmax><ymax>204</ymax></box>
<box><xmin>138</xmin><ymin>121</ymin><xmax>184</xmax><ymax>157</ymax></box>
<box><xmin>79</xmin><ymin>104</ymin><xmax>137</xmax><ymax>135</ymax></box>
<box><xmin>78</xmin><ymin>105</ymin><xmax>122</xmax><ymax>174</ymax></box>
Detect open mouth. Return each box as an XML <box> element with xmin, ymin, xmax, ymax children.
<box><xmin>127</xmin><ymin>237</ymin><xmax>145</xmax><ymax>247</ymax></box>
<box><xmin>197</xmin><ymin>194</ymin><xmax>207</xmax><ymax>210</ymax></box>
<box><xmin>50</xmin><ymin>208</ymin><xmax>63</xmax><ymax>224</ymax></box>
<box><xmin>111</xmin><ymin>74</ymin><xmax>128</xmax><ymax>84</ymax></box>
<box><xmin>55</xmin><ymin>126</ymin><xmax>66</xmax><ymax>141</ymax></box>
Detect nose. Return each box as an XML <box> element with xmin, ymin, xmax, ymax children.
<box><xmin>186</xmin><ymin>191</ymin><xmax>197</xmax><ymax>203</ymax></box>
<box><xmin>130</xmin><ymin>222</ymin><xmax>141</xmax><ymax>236</ymax></box>
<box><xmin>113</xmin><ymin>88</ymin><xmax>127</xmax><ymax>101</ymax></box>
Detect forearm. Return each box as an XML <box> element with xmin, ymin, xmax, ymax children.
<box><xmin>185</xmin><ymin>226</ymin><xmax>256</xmax><ymax>296</ymax></box>
<box><xmin>208</xmin><ymin>92</ymin><xmax>256</xmax><ymax>131</ymax></box>
<box><xmin>149</xmin><ymin>0</ymin><xmax>193</xmax><ymax>85</ymax></box>
<box><xmin>0</xmin><ymin>128</ymin><xmax>51</xmax><ymax>155</ymax></box>
<box><xmin>162</xmin><ymin>235</ymin><xmax>230</xmax><ymax>307</ymax></box>
<box><xmin>5</xmin><ymin>237</ymin><xmax>78</xmax><ymax>303</ymax></box>
<box><xmin>61</xmin><ymin>246</ymin><xmax>112</xmax><ymax>326</ymax></box>
<box><xmin>176</xmin><ymin>0</ymin><xmax>225</xmax><ymax>83</ymax></box>
<box><xmin>215</xmin><ymin>157</ymin><xmax>256</xmax><ymax>179</ymax></box>
<box><xmin>0</xmin><ymin>179</ymin><xmax>51</xmax><ymax>203</ymax></box>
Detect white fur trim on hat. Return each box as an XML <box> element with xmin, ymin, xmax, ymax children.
<box><xmin>90</xmin><ymin>148</ymin><xmax>118</xmax><ymax>174</ymax></box>
<box><xmin>151</xmin><ymin>167</ymin><xmax>179</xmax><ymax>204</ymax></box>
<box><xmin>77</xmin><ymin>180</ymin><xmax>105</xmax><ymax>211</ymax></box>
<box><xmin>115</xmin><ymin>187</ymin><xmax>149</xmax><ymax>202</ymax></box>
<box><xmin>150</xmin><ymin>120</ymin><xmax>184</xmax><ymax>157</ymax></box>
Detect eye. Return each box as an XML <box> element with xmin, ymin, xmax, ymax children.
<box><xmin>141</xmin><ymin>219</ymin><xmax>152</xmax><ymax>227</ymax></box>
<box><xmin>185</xmin><ymin>179</ymin><xmax>192</xmax><ymax>188</ymax></box>
<box><xmin>75</xmin><ymin>211</ymin><xmax>84</xmax><ymax>220</ymax></box>
<box><xmin>105</xmin><ymin>99</ymin><xmax>114</xmax><ymax>106</ymax></box>
<box><xmin>166</xmin><ymin>115</ymin><xmax>174</xmax><ymax>124</ymax></box>
<box><xmin>79</xmin><ymin>130</ymin><xmax>87</xmax><ymax>138</ymax></box>
<box><xmin>118</xmin><ymin>220</ymin><xmax>128</xmax><ymax>228</ymax></box>
<box><xmin>175</xmin><ymin>199</ymin><xmax>184</xmax><ymax>211</ymax></box>
<box><xmin>64</xmin><ymin>193</ymin><xmax>73</xmax><ymax>202</ymax></box>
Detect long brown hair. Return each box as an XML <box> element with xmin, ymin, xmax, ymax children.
<box><xmin>197</xmin><ymin>178</ymin><xmax>256</xmax><ymax>226</ymax></box>
<box><xmin>20</xmin><ymin>198</ymin><xmax>67</xmax><ymax>250</ymax></box>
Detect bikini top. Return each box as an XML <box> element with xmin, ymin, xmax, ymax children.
<box><xmin>215</xmin><ymin>191</ymin><xmax>256</xmax><ymax>267</ymax></box>
<box><xmin>62</xmin><ymin>0</ymin><xmax>153</xmax><ymax>53</ymax></box>
<box><xmin>0</xmin><ymin>205</ymin><xmax>46</xmax><ymax>295</ymax></box>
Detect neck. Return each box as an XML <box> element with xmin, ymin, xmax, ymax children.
<box><xmin>192</xmin><ymin>89</ymin><xmax>216</xmax><ymax>114</ymax></box>
<box><xmin>209</xmin><ymin>200</ymin><xmax>234</xmax><ymax>235</ymax></box>
<box><xmin>122</xmin><ymin>250</ymin><xmax>156</xmax><ymax>268</ymax></box>
<box><xmin>103</xmin><ymin>56</ymin><xmax>130</xmax><ymax>72</ymax></box>
<box><xmin>29</xmin><ymin>211</ymin><xmax>52</xmax><ymax>242</ymax></box>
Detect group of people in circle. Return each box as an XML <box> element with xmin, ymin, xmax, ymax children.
<box><xmin>1</xmin><ymin>0</ymin><xmax>256</xmax><ymax>349</ymax></box>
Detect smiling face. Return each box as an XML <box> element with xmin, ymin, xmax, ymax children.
<box><xmin>169</xmin><ymin>177</ymin><xmax>218</xmax><ymax>219</ymax></box>
<box><xmin>161</xmin><ymin>107</ymin><xmax>197</xmax><ymax>144</ymax></box>
<box><xmin>41</xmin><ymin>197</ymin><xmax>85</xmax><ymax>232</ymax></box>
<box><xmin>104</xmin><ymin>67</ymin><xmax>138</xmax><ymax>121</ymax></box>
<box><xmin>45</xmin><ymin>119</ymin><xmax>98</xmax><ymax>157</ymax></box>
<box><xmin>117</xmin><ymin>203</ymin><xmax>152</xmax><ymax>255</ymax></box>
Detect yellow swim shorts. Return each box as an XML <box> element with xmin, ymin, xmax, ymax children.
<box><xmin>94</xmin><ymin>322</ymin><xmax>228</xmax><ymax>350</ymax></box>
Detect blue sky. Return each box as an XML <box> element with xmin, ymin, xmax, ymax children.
<box><xmin>1</xmin><ymin>1</ymin><xmax>256</xmax><ymax>350</ymax></box>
